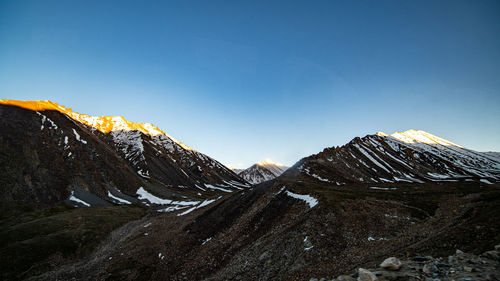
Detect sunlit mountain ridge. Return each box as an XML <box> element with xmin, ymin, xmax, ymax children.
<box><xmin>377</xmin><ymin>129</ymin><xmax>463</xmax><ymax>148</ymax></box>
<box><xmin>0</xmin><ymin>99</ymin><xmax>194</xmax><ymax>151</ymax></box>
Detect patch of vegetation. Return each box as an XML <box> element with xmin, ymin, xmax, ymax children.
<box><xmin>0</xmin><ymin>204</ymin><xmax>145</xmax><ymax>281</ymax></box>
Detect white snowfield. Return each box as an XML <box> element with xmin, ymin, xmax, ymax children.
<box><xmin>279</xmin><ymin>186</ymin><xmax>318</xmax><ymax>208</ymax></box>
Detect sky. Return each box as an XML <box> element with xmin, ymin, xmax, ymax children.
<box><xmin>1</xmin><ymin>0</ymin><xmax>499</xmax><ymax>168</ymax></box>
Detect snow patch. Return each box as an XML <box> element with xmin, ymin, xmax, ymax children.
<box><xmin>280</xmin><ymin>186</ymin><xmax>318</xmax><ymax>208</ymax></box>
<box><xmin>480</xmin><ymin>179</ymin><xmax>493</xmax><ymax>184</ymax></box>
<box><xmin>107</xmin><ymin>191</ymin><xmax>132</xmax><ymax>205</ymax></box>
<box><xmin>369</xmin><ymin>186</ymin><xmax>397</xmax><ymax>191</ymax></box>
<box><xmin>204</xmin><ymin>184</ymin><xmax>233</xmax><ymax>193</ymax></box>
<box><xmin>68</xmin><ymin>190</ymin><xmax>91</xmax><ymax>207</ymax></box>
<box><xmin>177</xmin><ymin>197</ymin><xmax>220</xmax><ymax>216</ymax></box>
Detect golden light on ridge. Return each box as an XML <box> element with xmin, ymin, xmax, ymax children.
<box><xmin>257</xmin><ymin>158</ymin><xmax>284</xmax><ymax>166</ymax></box>
<box><xmin>0</xmin><ymin>99</ymin><xmax>195</xmax><ymax>151</ymax></box>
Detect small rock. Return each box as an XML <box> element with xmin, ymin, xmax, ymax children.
<box><xmin>456</xmin><ymin>249</ymin><xmax>464</xmax><ymax>255</ymax></box>
<box><xmin>423</xmin><ymin>264</ymin><xmax>438</xmax><ymax>275</ymax></box>
<box><xmin>436</xmin><ymin>263</ymin><xmax>450</xmax><ymax>268</ymax></box>
<box><xmin>357</xmin><ymin>268</ymin><xmax>378</xmax><ymax>281</ymax></box>
<box><xmin>380</xmin><ymin>257</ymin><xmax>402</xmax><ymax>271</ymax></box>
<box><xmin>463</xmin><ymin>265</ymin><xmax>473</xmax><ymax>272</ymax></box>
<box><xmin>486</xmin><ymin>273</ymin><xmax>498</xmax><ymax>281</ymax></box>
<box><xmin>413</xmin><ymin>256</ymin><xmax>430</xmax><ymax>262</ymax></box>
<box><xmin>448</xmin><ymin>256</ymin><xmax>453</xmax><ymax>264</ymax></box>
<box><xmin>309</xmin><ymin>278</ymin><xmax>318</xmax><ymax>281</ymax></box>
<box><xmin>482</xmin><ymin>250</ymin><xmax>500</xmax><ymax>260</ymax></box>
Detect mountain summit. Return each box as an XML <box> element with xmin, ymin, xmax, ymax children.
<box><xmin>238</xmin><ymin>159</ymin><xmax>288</xmax><ymax>184</ymax></box>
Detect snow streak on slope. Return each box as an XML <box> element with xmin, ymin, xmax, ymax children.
<box><xmin>295</xmin><ymin>130</ymin><xmax>499</xmax><ymax>184</ymax></box>
<box><xmin>278</xmin><ymin>186</ymin><xmax>318</xmax><ymax>208</ymax></box>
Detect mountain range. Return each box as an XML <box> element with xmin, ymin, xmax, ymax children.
<box><xmin>0</xmin><ymin>99</ymin><xmax>248</xmax><ymax>210</ymax></box>
<box><xmin>1</xmin><ymin>100</ymin><xmax>499</xmax><ymax>281</ymax></box>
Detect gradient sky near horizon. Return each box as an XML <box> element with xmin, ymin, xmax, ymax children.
<box><xmin>1</xmin><ymin>0</ymin><xmax>499</xmax><ymax>168</ymax></box>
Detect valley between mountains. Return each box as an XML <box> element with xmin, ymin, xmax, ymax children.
<box><xmin>1</xmin><ymin>100</ymin><xmax>499</xmax><ymax>281</ymax></box>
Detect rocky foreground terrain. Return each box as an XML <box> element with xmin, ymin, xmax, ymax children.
<box><xmin>313</xmin><ymin>245</ymin><xmax>500</xmax><ymax>281</ymax></box>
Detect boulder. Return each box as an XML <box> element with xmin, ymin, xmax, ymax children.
<box><xmin>357</xmin><ymin>268</ymin><xmax>378</xmax><ymax>281</ymax></box>
<box><xmin>380</xmin><ymin>257</ymin><xmax>402</xmax><ymax>271</ymax></box>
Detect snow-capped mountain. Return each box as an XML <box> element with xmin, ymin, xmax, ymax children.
<box><xmin>0</xmin><ymin>100</ymin><xmax>249</xmax><ymax>207</ymax></box>
<box><xmin>284</xmin><ymin>129</ymin><xmax>500</xmax><ymax>185</ymax></box>
<box><xmin>238</xmin><ymin>160</ymin><xmax>288</xmax><ymax>184</ymax></box>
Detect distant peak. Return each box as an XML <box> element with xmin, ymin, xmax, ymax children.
<box><xmin>377</xmin><ymin>129</ymin><xmax>463</xmax><ymax>148</ymax></box>
<box><xmin>0</xmin><ymin>99</ymin><xmax>194</xmax><ymax>151</ymax></box>
<box><xmin>257</xmin><ymin>159</ymin><xmax>284</xmax><ymax>167</ymax></box>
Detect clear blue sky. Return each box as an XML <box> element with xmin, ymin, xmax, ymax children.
<box><xmin>1</xmin><ymin>0</ymin><xmax>499</xmax><ymax>168</ymax></box>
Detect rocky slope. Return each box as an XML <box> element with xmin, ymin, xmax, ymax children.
<box><xmin>283</xmin><ymin>130</ymin><xmax>500</xmax><ymax>186</ymax></box>
<box><xmin>25</xmin><ymin>176</ymin><xmax>500</xmax><ymax>281</ymax></box>
<box><xmin>238</xmin><ymin>160</ymin><xmax>288</xmax><ymax>184</ymax></box>
<box><xmin>0</xmin><ymin>100</ymin><xmax>248</xmax><ymax>209</ymax></box>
